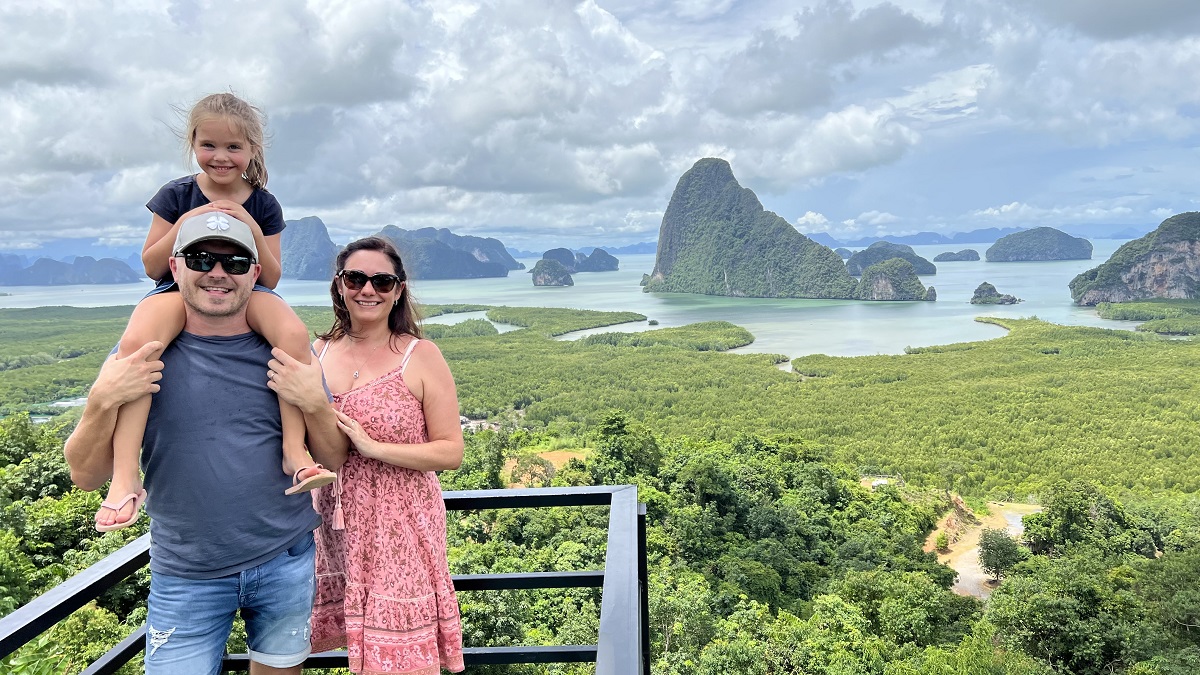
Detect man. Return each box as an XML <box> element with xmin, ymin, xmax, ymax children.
<box><xmin>64</xmin><ymin>211</ymin><xmax>347</xmax><ymax>675</ymax></box>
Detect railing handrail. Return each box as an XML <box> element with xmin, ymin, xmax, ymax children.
<box><xmin>0</xmin><ymin>485</ymin><xmax>647</xmax><ymax>674</ymax></box>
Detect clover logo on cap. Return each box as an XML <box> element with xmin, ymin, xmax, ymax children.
<box><xmin>206</xmin><ymin>214</ymin><xmax>231</xmax><ymax>231</ymax></box>
<box><xmin>172</xmin><ymin>210</ymin><xmax>258</xmax><ymax>261</ymax></box>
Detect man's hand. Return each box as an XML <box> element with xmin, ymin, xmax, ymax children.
<box><xmin>267</xmin><ymin>347</ymin><xmax>328</xmax><ymax>414</ymax></box>
<box><xmin>207</xmin><ymin>200</ymin><xmax>261</xmax><ymax>232</ymax></box>
<box><xmin>64</xmin><ymin>341</ymin><xmax>165</xmax><ymax>491</ymax></box>
<box><xmin>91</xmin><ymin>341</ymin><xmax>165</xmax><ymax>410</ymax></box>
<box><xmin>268</xmin><ymin>347</ymin><xmax>348</xmax><ymax>470</ymax></box>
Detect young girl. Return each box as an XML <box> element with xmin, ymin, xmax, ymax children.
<box><xmin>95</xmin><ymin>93</ymin><xmax>335</xmax><ymax>532</ymax></box>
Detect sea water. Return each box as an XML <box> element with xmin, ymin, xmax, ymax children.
<box><xmin>0</xmin><ymin>240</ymin><xmax>1135</xmax><ymax>360</ymax></box>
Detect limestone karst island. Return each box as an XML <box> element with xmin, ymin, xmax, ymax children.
<box><xmin>642</xmin><ymin>158</ymin><xmax>934</xmax><ymax>301</ymax></box>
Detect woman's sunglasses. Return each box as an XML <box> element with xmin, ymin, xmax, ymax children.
<box><xmin>182</xmin><ymin>251</ymin><xmax>254</xmax><ymax>275</ymax></box>
<box><xmin>338</xmin><ymin>269</ymin><xmax>401</xmax><ymax>293</ymax></box>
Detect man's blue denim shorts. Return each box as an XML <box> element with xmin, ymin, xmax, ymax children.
<box><xmin>144</xmin><ymin>532</ymin><xmax>316</xmax><ymax>674</ymax></box>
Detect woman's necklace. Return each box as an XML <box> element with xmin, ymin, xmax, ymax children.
<box><xmin>349</xmin><ymin>337</ymin><xmax>387</xmax><ymax>379</ymax></box>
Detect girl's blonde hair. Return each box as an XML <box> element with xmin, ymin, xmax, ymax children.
<box><xmin>184</xmin><ymin>93</ymin><xmax>269</xmax><ymax>189</ymax></box>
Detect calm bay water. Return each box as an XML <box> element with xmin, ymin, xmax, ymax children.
<box><xmin>0</xmin><ymin>240</ymin><xmax>1134</xmax><ymax>359</ymax></box>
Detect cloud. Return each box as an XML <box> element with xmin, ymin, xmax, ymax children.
<box><xmin>969</xmin><ymin>199</ymin><xmax>1137</xmax><ymax>225</ymax></box>
<box><xmin>1017</xmin><ymin>0</ymin><xmax>1200</xmax><ymax>39</ymax></box>
<box><xmin>794</xmin><ymin>211</ymin><xmax>830</xmax><ymax>231</ymax></box>
<box><xmin>2</xmin><ymin>0</ymin><xmax>1199</xmax><ymax>253</ymax></box>
<box><xmin>856</xmin><ymin>210</ymin><xmax>900</xmax><ymax>226</ymax></box>
<box><xmin>709</xmin><ymin>1</ymin><xmax>940</xmax><ymax>116</ymax></box>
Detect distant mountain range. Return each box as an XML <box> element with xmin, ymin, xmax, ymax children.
<box><xmin>0</xmin><ymin>254</ymin><xmax>142</xmax><ymax>286</ymax></box>
<box><xmin>507</xmin><ymin>241</ymin><xmax>657</xmax><ymax>258</ymax></box>
<box><xmin>808</xmin><ymin>224</ymin><xmax>1150</xmax><ymax>248</ymax></box>
<box><xmin>1</xmin><ymin>214</ymin><xmax>1152</xmax><ymax>287</ymax></box>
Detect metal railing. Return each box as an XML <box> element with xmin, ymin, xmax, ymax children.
<box><xmin>0</xmin><ymin>485</ymin><xmax>648</xmax><ymax>674</ymax></box>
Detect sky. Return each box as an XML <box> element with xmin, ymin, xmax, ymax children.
<box><xmin>5</xmin><ymin>0</ymin><xmax>1200</xmax><ymax>253</ymax></box>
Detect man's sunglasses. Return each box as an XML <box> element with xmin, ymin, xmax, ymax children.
<box><xmin>182</xmin><ymin>251</ymin><xmax>254</xmax><ymax>275</ymax></box>
<box><xmin>338</xmin><ymin>270</ymin><xmax>402</xmax><ymax>293</ymax></box>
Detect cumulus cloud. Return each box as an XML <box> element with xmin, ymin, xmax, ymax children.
<box><xmin>1</xmin><ymin>0</ymin><xmax>1198</xmax><ymax>251</ymax></box>
<box><xmin>709</xmin><ymin>1</ymin><xmax>940</xmax><ymax>116</ymax></box>
<box><xmin>969</xmin><ymin>199</ymin><xmax>1137</xmax><ymax>225</ymax></box>
<box><xmin>794</xmin><ymin>211</ymin><xmax>830</xmax><ymax>231</ymax></box>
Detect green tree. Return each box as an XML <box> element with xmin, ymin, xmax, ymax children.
<box><xmin>978</xmin><ymin>529</ymin><xmax>1027</xmax><ymax>582</ymax></box>
<box><xmin>988</xmin><ymin>553</ymin><xmax>1154</xmax><ymax>674</ymax></box>
<box><xmin>1022</xmin><ymin>480</ymin><xmax>1153</xmax><ymax>557</ymax></box>
<box><xmin>588</xmin><ymin>410</ymin><xmax>662</xmax><ymax>484</ymax></box>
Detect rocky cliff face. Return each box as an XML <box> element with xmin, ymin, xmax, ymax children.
<box><xmin>644</xmin><ymin>158</ymin><xmax>857</xmax><ymax>298</ymax></box>
<box><xmin>281</xmin><ymin>216</ymin><xmax>341</xmax><ymax>279</ymax></box>
<box><xmin>846</xmin><ymin>241</ymin><xmax>937</xmax><ymax>276</ymax></box>
<box><xmin>1070</xmin><ymin>213</ymin><xmax>1200</xmax><ymax>305</ymax></box>
<box><xmin>853</xmin><ymin>259</ymin><xmax>935</xmax><ymax>301</ymax></box>
<box><xmin>530</xmin><ymin>259</ymin><xmax>573</xmax><ymax>286</ymax></box>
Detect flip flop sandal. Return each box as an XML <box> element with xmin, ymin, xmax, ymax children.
<box><xmin>285</xmin><ymin>464</ymin><xmax>337</xmax><ymax>495</ymax></box>
<box><xmin>95</xmin><ymin>489</ymin><xmax>148</xmax><ymax>532</ymax></box>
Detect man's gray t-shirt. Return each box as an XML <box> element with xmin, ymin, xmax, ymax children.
<box><xmin>141</xmin><ymin>331</ymin><xmax>321</xmax><ymax>579</ymax></box>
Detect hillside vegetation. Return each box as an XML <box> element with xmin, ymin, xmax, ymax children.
<box><xmin>6</xmin><ymin>306</ymin><xmax>1199</xmax><ymax>499</ymax></box>
<box><xmin>3</xmin><ymin>305</ymin><xmax>1200</xmax><ymax>673</ymax></box>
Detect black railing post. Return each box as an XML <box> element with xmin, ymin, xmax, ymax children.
<box><xmin>639</xmin><ymin>502</ymin><xmax>650</xmax><ymax>675</ymax></box>
<box><xmin>0</xmin><ymin>534</ymin><xmax>150</xmax><ymax>660</ymax></box>
<box><xmin>595</xmin><ymin>485</ymin><xmax>641</xmax><ymax>674</ymax></box>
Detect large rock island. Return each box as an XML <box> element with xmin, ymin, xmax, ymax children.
<box><xmin>1070</xmin><ymin>212</ymin><xmax>1200</xmax><ymax>305</ymax></box>
<box><xmin>530</xmin><ymin>259</ymin><xmax>573</xmax><ymax>286</ymax></box>
<box><xmin>281</xmin><ymin>216</ymin><xmax>341</xmax><ymax>279</ymax></box>
<box><xmin>971</xmin><ymin>282</ymin><xmax>1020</xmax><ymax>305</ymax></box>
<box><xmin>854</xmin><ymin>259</ymin><xmax>936</xmax><ymax>301</ymax></box>
<box><xmin>575</xmin><ymin>248</ymin><xmax>619</xmax><ymax>272</ymax></box>
<box><xmin>280</xmin><ymin>218</ymin><xmax>524</xmax><ymax>281</ymax></box>
<box><xmin>538</xmin><ymin>247</ymin><xmax>619</xmax><ymax>272</ymax></box>
<box><xmin>934</xmin><ymin>249</ymin><xmax>980</xmax><ymax>262</ymax></box>
<box><xmin>986</xmin><ymin>227</ymin><xmax>1092</xmax><ymax>262</ymax></box>
<box><xmin>846</xmin><ymin>241</ymin><xmax>936</xmax><ymax>276</ymax></box>
<box><xmin>643</xmin><ymin>158</ymin><xmax>857</xmax><ymax>298</ymax></box>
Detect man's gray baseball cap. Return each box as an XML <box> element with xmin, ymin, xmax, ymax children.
<box><xmin>172</xmin><ymin>211</ymin><xmax>258</xmax><ymax>261</ymax></box>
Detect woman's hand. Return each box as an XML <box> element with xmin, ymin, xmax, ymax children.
<box><xmin>334</xmin><ymin>409</ymin><xmax>379</xmax><ymax>458</ymax></box>
<box><xmin>267</xmin><ymin>347</ymin><xmax>329</xmax><ymax>414</ymax></box>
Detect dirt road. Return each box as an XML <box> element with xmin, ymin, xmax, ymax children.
<box><xmin>924</xmin><ymin>502</ymin><xmax>1042</xmax><ymax>599</ymax></box>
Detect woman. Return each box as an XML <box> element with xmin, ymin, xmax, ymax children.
<box><xmin>272</xmin><ymin>236</ymin><xmax>465</xmax><ymax>674</ymax></box>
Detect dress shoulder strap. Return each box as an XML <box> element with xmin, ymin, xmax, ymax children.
<box><xmin>316</xmin><ymin>340</ymin><xmax>331</xmax><ymax>362</ymax></box>
<box><xmin>400</xmin><ymin>338</ymin><xmax>420</xmax><ymax>374</ymax></box>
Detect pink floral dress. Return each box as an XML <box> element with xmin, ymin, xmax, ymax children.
<box><xmin>311</xmin><ymin>339</ymin><xmax>465</xmax><ymax>674</ymax></box>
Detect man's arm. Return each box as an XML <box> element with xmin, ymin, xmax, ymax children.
<box><xmin>268</xmin><ymin>348</ymin><xmax>349</xmax><ymax>471</ymax></box>
<box><xmin>63</xmin><ymin>342</ymin><xmax>164</xmax><ymax>491</ymax></box>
